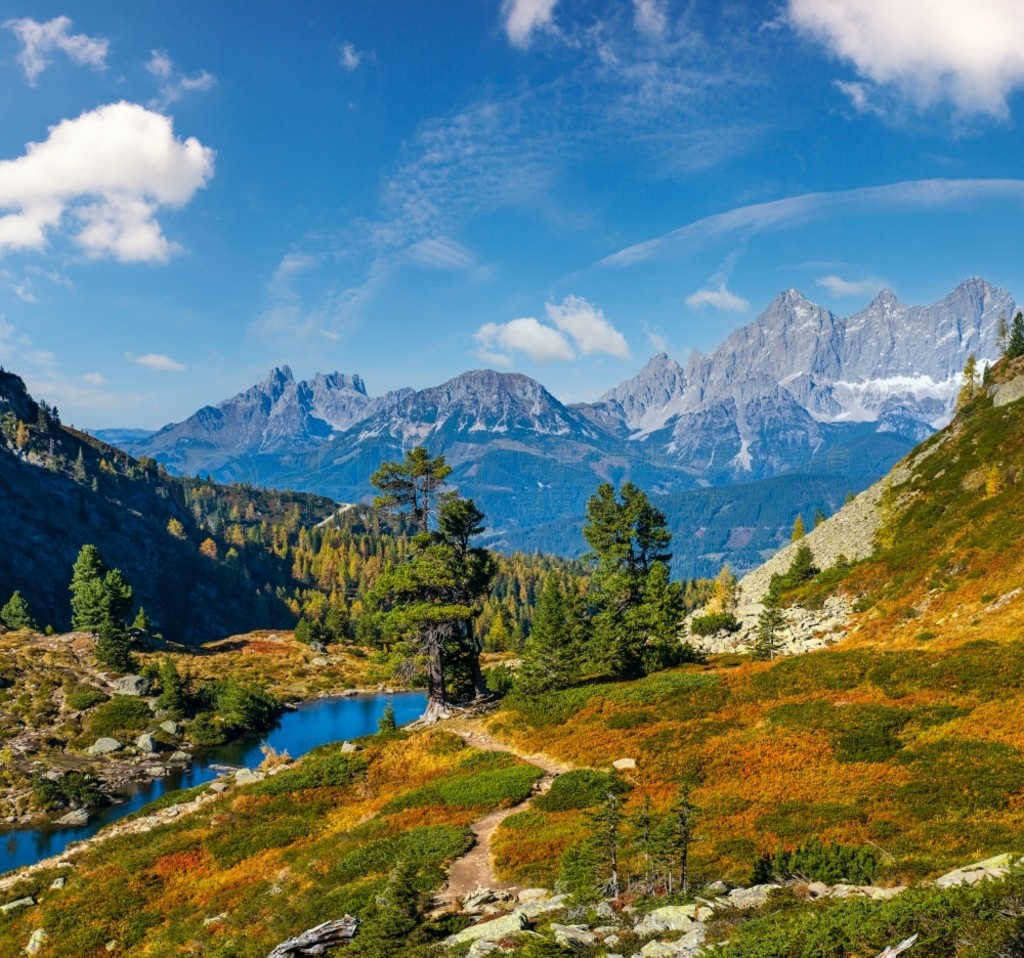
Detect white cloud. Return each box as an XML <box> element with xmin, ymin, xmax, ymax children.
<box><xmin>146</xmin><ymin>50</ymin><xmax>216</xmax><ymax>109</ymax></box>
<box><xmin>126</xmin><ymin>352</ymin><xmax>185</xmax><ymax>372</ymax></box>
<box><xmin>546</xmin><ymin>295</ymin><xmax>630</xmax><ymax>358</ymax></box>
<box><xmin>685</xmin><ymin>284</ymin><xmax>750</xmax><ymax>312</ymax></box>
<box><xmin>474</xmin><ymin>317</ymin><xmax>575</xmax><ymax>363</ymax></box>
<box><xmin>340</xmin><ymin>42</ymin><xmax>362</xmax><ymax>71</ymax></box>
<box><xmin>0</xmin><ymin>101</ymin><xmax>215</xmax><ymax>262</ymax></box>
<box><xmin>633</xmin><ymin>0</ymin><xmax>668</xmax><ymax>38</ymax></box>
<box><xmin>816</xmin><ymin>274</ymin><xmax>886</xmax><ymax>297</ymax></box>
<box><xmin>644</xmin><ymin>324</ymin><xmax>670</xmax><ymax>354</ymax></box>
<box><xmin>601</xmin><ymin>178</ymin><xmax>1024</xmax><ymax>267</ymax></box>
<box><xmin>82</xmin><ymin>371</ymin><xmax>106</xmax><ymax>385</ymax></box>
<box><xmin>502</xmin><ymin>0</ymin><xmax>559</xmax><ymax>48</ymax></box>
<box><xmin>406</xmin><ymin>236</ymin><xmax>479</xmax><ymax>272</ymax></box>
<box><xmin>788</xmin><ymin>0</ymin><xmax>1024</xmax><ymax>117</ymax></box>
<box><xmin>4</xmin><ymin>16</ymin><xmax>108</xmax><ymax>85</ymax></box>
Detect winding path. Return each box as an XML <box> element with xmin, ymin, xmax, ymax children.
<box><xmin>435</xmin><ymin>722</ymin><xmax>571</xmax><ymax>905</ymax></box>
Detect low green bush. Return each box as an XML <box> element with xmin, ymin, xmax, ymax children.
<box><xmin>31</xmin><ymin>770</ymin><xmax>106</xmax><ymax>810</ymax></box>
<box><xmin>691</xmin><ymin>611</ymin><xmax>740</xmax><ymax>636</ymax></box>
<box><xmin>534</xmin><ymin>769</ymin><xmax>627</xmax><ymax>812</ymax></box>
<box><xmin>384</xmin><ymin>762</ymin><xmax>541</xmax><ymax>813</ymax></box>
<box><xmin>86</xmin><ymin>695</ymin><xmax>153</xmax><ymax>739</ymax></box>
<box><xmin>249</xmin><ymin>749</ymin><xmax>368</xmax><ymax>795</ymax></box>
<box><xmin>64</xmin><ymin>683</ymin><xmax>108</xmax><ymax>711</ymax></box>
<box><xmin>752</xmin><ymin>837</ymin><xmax>879</xmax><ymax>885</ymax></box>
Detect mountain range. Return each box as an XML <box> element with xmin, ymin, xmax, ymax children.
<box><xmin>102</xmin><ymin>277</ymin><xmax>1013</xmax><ymax>576</ymax></box>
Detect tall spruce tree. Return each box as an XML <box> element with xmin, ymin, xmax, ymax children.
<box><xmin>514</xmin><ymin>574</ymin><xmax>583</xmax><ymax>696</ymax></box>
<box><xmin>69</xmin><ymin>544</ymin><xmax>109</xmax><ymax>634</ymax></box>
<box><xmin>95</xmin><ymin>569</ymin><xmax>134</xmax><ymax>671</ymax></box>
<box><xmin>1008</xmin><ymin>311</ymin><xmax>1024</xmax><ymax>360</ymax></box>
<box><xmin>583</xmin><ymin>482</ymin><xmax>681</xmax><ymax>679</ymax></box>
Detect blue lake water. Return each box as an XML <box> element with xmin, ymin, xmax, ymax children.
<box><xmin>0</xmin><ymin>691</ymin><xmax>426</xmax><ymax>874</ymax></box>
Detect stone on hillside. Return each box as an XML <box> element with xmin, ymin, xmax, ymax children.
<box><xmin>311</xmin><ymin>657</ymin><xmax>329</xmax><ymax>667</ymax></box>
<box><xmin>0</xmin><ymin>897</ymin><xmax>34</xmax><ymax>913</ymax></box>
<box><xmin>935</xmin><ymin>853</ymin><xmax>1017</xmax><ymax>888</ymax></box>
<box><xmin>87</xmin><ymin>737</ymin><xmax>123</xmax><ymax>755</ymax></box>
<box><xmin>515</xmin><ymin>894</ymin><xmax>569</xmax><ymax>919</ymax></box>
<box><xmin>444</xmin><ymin>911</ymin><xmax>530</xmax><ymax>946</ymax></box>
<box><xmin>992</xmin><ymin>374</ymin><xmax>1024</xmax><ymax>408</ymax></box>
<box><xmin>613</xmin><ymin>757</ymin><xmax>637</xmax><ymax>771</ymax></box>
<box><xmin>341</xmin><ymin>741</ymin><xmax>359</xmax><ymax>753</ymax></box>
<box><xmin>49</xmin><ymin>876</ymin><xmax>65</xmax><ymax>890</ymax></box>
<box><xmin>517</xmin><ymin>887</ymin><xmax>551</xmax><ymax>903</ymax></box>
<box><xmin>55</xmin><ymin>808</ymin><xmax>89</xmax><ymax>826</ymax></box>
<box><xmin>462</xmin><ymin>887</ymin><xmax>514</xmax><ymax>913</ymax></box>
<box><xmin>310</xmin><ymin>641</ymin><xmax>327</xmax><ymax>653</ymax></box>
<box><xmin>235</xmin><ymin>768</ymin><xmax>266</xmax><ymax>785</ymax></box>
<box><xmin>209</xmin><ymin>780</ymin><xmax>229</xmax><ymax>793</ymax></box>
<box><xmin>702</xmin><ymin>880</ymin><xmax>728</xmax><ymax>895</ymax></box>
<box><xmin>202</xmin><ymin>913</ymin><xmax>228</xmax><ymax>926</ymax></box>
<box><xmin>638</xmin><ymin>925</ymin><xmax>707</xmax><ymax>957</ymax></box>
<box><xmin>159</xmin><ymin>720</ymin><xmax>180</xmax><ymax>736</ymax></box>
<box><xmin>550</xmin><ymin>923</ymin><xmax>597</xmax><ymax>946</ymax></box>
<box><xmin>113</xmin><ymin>675</ymin><xmax>152</xmax><ymax>696</ymax></box>
<box><xmin>719</xmin><ymin>884</ymin><xmax>775</xmax><ymax>909</ymax></box>
<box><xmin>136</xmin><ymin>733</ymin><xmax>157</xmax><ymax>753</ymax></box>
<box><xmin>634</xmin><ymin>905</ymin><xmax>696</xmax><ymax>936</ymax></box>
<box><xmin>25</xmin><ymin>928</ymin><xmax>48</xmax><ymax>955</ymax></box>
<box><xmin>466</xmin><ymin>942</ymin><xmax>500</xmax><ymax>958</ymax></box>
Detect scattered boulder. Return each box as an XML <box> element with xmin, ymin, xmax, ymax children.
<box><xmin>634</xmin><ymin>905</ymin><xmax>703</xmax><ymax>936</ymax></box>
<box><xmin>340</xmin><ymin>742</ymin><xmax>360</xmax><ymax>754</ymax></box>
<box><xmin>550</xmin><ymin>923</ymin><xmax>597</xmax><ymax>946</ymax></box>
<box><xmin>202</xmin><ymin>913</ymin><xmax>228</xmax><ymax>926</ymax></box>
<box><xmin>444</xmin><ymin>911</ymin><xmax>530</xmax><ymax>946</ymax></box>
<box><xmin>992</xmin><ymin>374</ymin><xmax>1024</xmax><ymax>408</ymax></box>
<box><xmin>638</xmin><ymin>925</ymin><xmax>707</xmax><ymax>957</ymax></box>
<box><xmin>466</xmin><ymin>942</ymin><xmax>500</xmax><ymax>958</ymax></box>
<box><xmin>613</xmin><ymin>757</ymin><xmax>637</xmax><ymax>771</ymax></box>
<box><xmin>311</xmin><ymin>657</ymin><xmax>330</xmax><ymax>667</ymax></box>
<box><xmin>935</xmin><ymin>853</ymin><xmax>1018</xmax><ymax>888</ymax></box>
<box><xmin>159</xmin><ymin>720</ymin><xmax>180</xmax><ymax>736</ymax></box>
<box><xmin>462</xmin><ymin>887</ymin><xmax>514</xmax><ymax>914</ymax></box>
<box><xmin>87</xmin><ymin>737</ymin><xmax>123</xmax><ymax>755</ymax></box>
<box><xmin>55</xmin><ymin>808</ymin><xmax>89</xmax><ymax>826</ymax></box>
<box><xmin>515</xmin><ymin>894</ymin><xmax>569</xmax><ymax>919</ymax></box>
<box><xmin>136</xmin><ymin>733</ymin><xmax>157</xmax><ymax>754</ymax></box>
<box><xmin>169</xmin><ymin>751</ymin><xmax>190</xmax><ymax>763</ymax></box>
<box><xmin>0</xmin><ymin>896</ymin><xmax>34</xmax><ymax>914</ymax></box>
<box><xmin>517</xmin><ymin>888</ymin><xmax>551</xmax><ymax>903</ymax></box>
<box><xmin>718</xmin><ymin>883</ymin><xmax>775</xmax><ymax>909</ymax></box>
<box><xmin>209</xmin><ymin>781</ymin><xmax>229</xmax><ymax>793</ymax></box>
<box><xmin>235</xmin><ymin>768</ymin><xmax>266</xmax><ymax>786</ymax></box>
<box><xmin>25</xmin><ymin>928</ymin><xmax>48</xmax><ymax>955</ymax></box>
<box><xmin>49</xmin><ymin>876</ymin><xmax>65</xmax><ymax>890</ymax></box>
<box><xmin>309</xmin><ymin>641</ymin><xmax>327</xmax><ymax>653</ymax></box>
<box><xmin>113</xmin><ymin>675</ymin><xmax>152</xmax><ymax>696</ymax></box>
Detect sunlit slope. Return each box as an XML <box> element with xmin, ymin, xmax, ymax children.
<box><xmin>492</xmin><ymin>363</ymin><xmax>1024</xmax><ymax>886</ymax></box>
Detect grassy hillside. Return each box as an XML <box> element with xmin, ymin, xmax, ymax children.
<box><xmin>488</xmin><ymin>362</ymin><xmax>1024</xmax><ymax>887</ymax></box>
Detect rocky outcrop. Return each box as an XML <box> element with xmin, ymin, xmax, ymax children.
<box><xmin>697</xmin><ymin>596</ymin><xmax>852</xmax><ymax>656</ymax></box>
<box><xmin>992</xmin><ymin>373</ymin><xmax>1024</xmax><ymax>408</ymax></box>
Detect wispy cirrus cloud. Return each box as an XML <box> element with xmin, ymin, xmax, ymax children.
<box><xmin>816</xmin><ymin>273</ymin><xmax>887</xmax><ymax>297</ymax></box>
<box><xmin>788</xmin><ymin>0</ymin><xmax>1024</xmax><ymax>117</ymax></box>
<box><xmin>601</xmin><ymin>178</ymin><xmax>1024</xmax><ymax>267</ymax></box>
<box><xmin>4</xmin><ymin>16</ymin><xmax>108</xmax><ymax>85</ymax></box>
<box><xmin>0</xmin><ymin>102</ymin><xmax>214</xmax><ymax>263</ymax></box>
<box><xmin>146</xmin><ymin>50</ymin><xmax>216</xmax><ymax>109</ymax></box>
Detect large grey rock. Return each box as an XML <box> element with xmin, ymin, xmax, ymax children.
<box><xmin>87</xmin><ymin>737</ymin><xmax>123</xmax><ymax>755</ymax></box>
<box><xmin>515</xmin><ymin>894</ymin><xmax>569</xmax><ymax>919</ymax></box>
<box><xmin>0</xmin><ymin>896</ymin><xmax>34</xmax><ymax>914</ymax></box>
<box><xmin>613</xmin><ymin>757</ymin><xmax>637</xmax><ymax>771</ymax></box>
<box><xmin>159</xmin><ymin>720</ymin><xmax>180</xmax><ymax>736</ymax></box>
<box><xmin>25</xmin><ymin>928</ymin><xmax>48</xmax><ymax>955</ymax></box>
<box><xmin>517</xmin><ymin>887</ymin><xmax>551</xmax><ymax>903</ymax></box>
<box><xmin>444</xmin><ymin>911</ymin><xmax>530</xmax><ymax>946</ymax></box>
<box><xmin>169</xmin><ymin>751</ymin><xmax>190</xmax><ymax>763</ymax></box>
<box><xmin>55</xmin><ymin>808</ymin><xmax>89</xmax><ymax>826</ymax></box>
<box><xmin>935</xmin><ymin>853</ymin><xmax>1017</xmax><ymax>888</ymax></box>
<box><xmin>113</xmin><ymin>675</ymin><xmax>152</xmax><ymax>696</ymax></box>
<box><xmin>718</xmin><ymin>884</ymin><xmax>775</xmax><ymax>909</ymax></box>
<box><xmin>634</xmin><ymin>905</ymin><xmax>702</xmax><ymax>936</ymax></box>
<box><xmin>234</xmin><ymin>768</ymin><xmax>266</xmax><ymax>785</ymax></box>
<box><xmin>550</xmin><ymin>923</ymin><xmax>597</xmax><ymax>946</ymax></box>
<box><xmin>638</xmin><ymin>925</ymin><xmax>707</xmax><ymax>957</ymax></box>
<box><xmin>136</xmin><ymin>733</ymin><xmax>157</xmax><ymax>753</ymax></box>
<box><xmin>992</xmin><ymin>374</ymin><xmax>1024</xmax><ymax>408</ymax></box>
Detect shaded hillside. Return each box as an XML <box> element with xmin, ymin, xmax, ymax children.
<box><xmin>0</xmin><ymin>369</ymin><xmax>335</xmax><ymax>642</ymax></box>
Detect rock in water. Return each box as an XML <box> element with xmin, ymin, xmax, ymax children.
<box><xmin>55</xmin><ymin>808</ymin><xmax>89</xmax><ymax>826</ymax></box>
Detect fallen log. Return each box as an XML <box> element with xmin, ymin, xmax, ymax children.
<box><xmin>875</xmin><ymin>934</ymin><xmax>917</xmax><ymax>958</ymax></box>
<box><xmin>266</xmin><ymin>916</ymin><xmax>359</xmax><ymax>957</ymax></box>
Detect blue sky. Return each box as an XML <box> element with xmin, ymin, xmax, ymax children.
<box><xmin>3</xmin><ymin>1</ymin><xmax>1024</xmax><ymax>428</ymax></box>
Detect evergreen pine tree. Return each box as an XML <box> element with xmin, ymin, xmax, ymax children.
<box><xmin>755</xmin><ymin>591</ymin><xmax>786</xmax><ymax>662</ymax></box>
<box><xmin>95</xmin><ymin>569</ymin><xmax>134</xmax><ymax>671</ymax></box>
<box><xmin>155</xmin><ymin>657</ymin><xmax>186</xmax><ymax>717</ymax></box>
<box><xmin>1</xmin><ymin>591</ymin><xmax>38</xmax><ymax>631</ymax></box>
<box><xmin>658</xmin><ymin>787</ymin><xmax>697</xmax><ymax>895</ymax></box>
<box><xmin>132</xmin><ymin>606</ymin><xmax>151</xmax><ymax>632</ymax></box>
<box><xmin>957</xmin><ymin>353</ymin><xmax>979</xmax><ymax>409</ymax></box>
<box><xmin>514</xmin><ymin>575</ymin><xmax>581</xmax><ymax>697</ymax></box>
<box><xmin>791</xmin><ymin>514</ymin><xmax>806</xmax><ymax>541</ymax></box>
<box><xmin>69</xmin><ymin>545</ymin><xmax>109</xmax><ymax>634</ymax></box>
<box><xmin>1007</xmin><ymin>310</ymin><xmax>1024</xmax><ymax>359</ymax></box>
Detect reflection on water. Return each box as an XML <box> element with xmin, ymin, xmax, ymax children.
<box><xmin>1</xmin><ymin>691</ymin><xmax>426</xmax><ymax>873</ymax></box>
